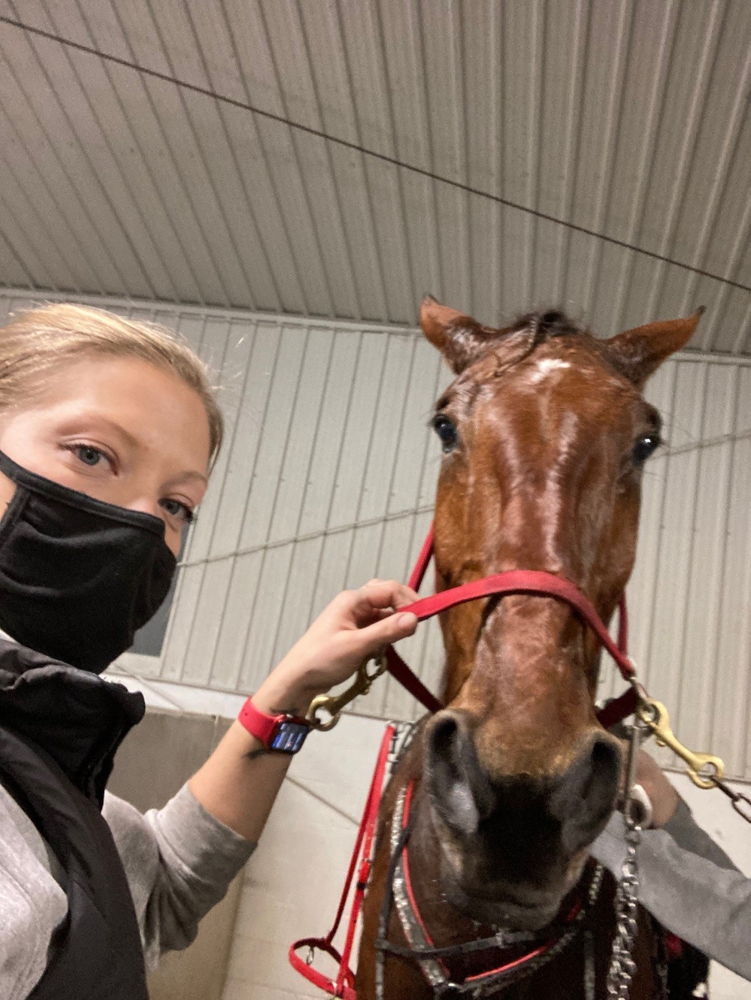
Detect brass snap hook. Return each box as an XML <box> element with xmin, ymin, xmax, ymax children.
<box><xmin>636</xmin><ymin>697</ymin><xmax>725</xmax><ymax>789</ymax></box>
<box><xmin>306</xmin><ymin>654</ymin><xmax>388</xmax><ymax>731</ymax></box>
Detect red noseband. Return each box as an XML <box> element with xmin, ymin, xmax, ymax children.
<box><xmin>383</xmin><ymin>525</ymin><xmax>638</xmax><ymax>728</ymax></box>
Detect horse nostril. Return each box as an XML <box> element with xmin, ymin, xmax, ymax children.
<box><xmin>591</xmin><ymin>735</ymin><xmax>622</xmax><ymax>779</ymax></box>
<box><xmin>585</xmin><ymin>736</ymin><xmax>621</xmax><ymax>812</ymax></box>
<box><xmin>551</xmin><ymin>733</ymin><xmax>621</xmax><ymax>855</ymax></box>
<box><xmin>430</xmin><ymin>712</ymin><xmax>461</xmax><ymax>759</ymax></box>
<box><xmin>426</xmin><ymin>710</ymin><xmax>492</xmax><ymax>837</ymax></box>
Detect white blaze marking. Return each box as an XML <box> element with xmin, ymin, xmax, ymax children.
<box><xmin>528</xmin><ymin>358</ymin><xmax>572</xmax><ymax>384</ymax></box>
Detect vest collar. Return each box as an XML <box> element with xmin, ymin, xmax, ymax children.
<box><xmin>0</xmin><ymin>638</ymin><xmax>144</xmax><ymax>806</ymax></box>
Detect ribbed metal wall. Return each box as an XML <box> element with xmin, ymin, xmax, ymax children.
<box><xmin>601</xmin><ymin>356</ymin><xmax>751</xmax><ymax>780</ymax></box>
<box><xmin>0</xmin><ymin>1</ymin><xmax>749</xmax><ymax>354</ymax></box>
<box><xmin>0</xmin><ymin>290</ymin><xmax>749</xmax><ymax>779</ymax></box>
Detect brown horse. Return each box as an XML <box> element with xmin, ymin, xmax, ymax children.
<box><xmin>356</xmin><ymin>300</ymin><xmax>704</xmax><ymax>999</ymax></box>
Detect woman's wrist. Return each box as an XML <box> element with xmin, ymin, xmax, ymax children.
<box><xmin>250</xmin><ymin>664</ymin><xmax>324</xmax><ymax>718</ymax></box>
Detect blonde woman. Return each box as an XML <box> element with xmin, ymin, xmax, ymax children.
<box><xmin>0</xmin><ymin>304</ymin><xmax>418</xmax><ymax>1000</ymax></box>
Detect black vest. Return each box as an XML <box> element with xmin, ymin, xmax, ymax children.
<box><xmin>0</xmin><ymin>639</ymin><xmax>149</xmax><ymax>999</ymax></box>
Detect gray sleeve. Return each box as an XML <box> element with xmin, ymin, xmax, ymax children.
<box><xmin>104</xmin><ymin>784</ymin><xmax>255</xmax><ymax>970</ymax></box>
<box><xmin>592</xmin><ymin>803</ymin><xmax>751</xmax><ymax>980</ymax></box>
<box><xmin>0</xmin><ymin>788</ymin><xmax>69</xmax><ymax>1000</ymax></box>
<box><xmin>662</xmin><ymin>798</ymin><xmax>739</xmax><ymax>870</ymax></box>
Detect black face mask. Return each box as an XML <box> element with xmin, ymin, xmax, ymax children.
<box><xmin>0</xmin><ymin>451</ymin><xmax>177</xmax><ymax>673</ymax></box>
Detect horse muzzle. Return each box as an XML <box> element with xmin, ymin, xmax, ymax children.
<box><xmin>423</xmin><ymin>709</ymin><xmax>621</xmax><ymax>929</ymax></box>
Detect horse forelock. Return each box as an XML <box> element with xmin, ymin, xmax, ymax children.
<box><xmin>444</xmin><ymin>311</ymin><xmax>593</xmax><ymax>400</ymax></box>
<box><xmin>510</xmin><ymin>310</ymin><xmax>585</xmax><ymax>341</ymax></box>
<box><xmin>503</xmin><ymin>311</ymin><xmax>588</xmax><ymax>373</ymax></box>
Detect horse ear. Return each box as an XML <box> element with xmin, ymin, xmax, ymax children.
<box><xmin>603</xmin><ymin>309</ymin><xmax>704</xmax><ymax>387</ymax></box>
<box><xmin>419</xmin><ymin>296</ymin><xmax>498</xmax><ymax>374</ymax></box>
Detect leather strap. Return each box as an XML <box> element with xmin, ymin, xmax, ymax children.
<box><xmin>399</xmin><ymin>570</ymin><xmax>634</xmax><ymax>678</ymax></box>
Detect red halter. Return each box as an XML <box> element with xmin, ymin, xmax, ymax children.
<box><xmin>383</xmin><ymin>525</ymin><xmax>639</xmax><ymax>729</ymax></box>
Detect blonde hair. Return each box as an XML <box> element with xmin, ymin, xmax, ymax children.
<box><xmin>0</xmin><ymin>303</ymin><xmax>223</xmax><ymax>458</ymax></box>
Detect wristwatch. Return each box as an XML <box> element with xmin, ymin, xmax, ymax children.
<box><xmin>237</xmin><ymin>698</ymin><xmax>311</xmax><ymax>754</ymax></box>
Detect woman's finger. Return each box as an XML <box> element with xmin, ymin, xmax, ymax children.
<box><xmin>347</xmin><ymin>579</ymin><xmax>419</xmax><ymax>618</ymax></box>
<box><xmin>339</xmin><ymin>608</ymin><xmax>418</xmax><ymax>658</ymax></box>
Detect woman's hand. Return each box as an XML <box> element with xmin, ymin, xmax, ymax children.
<box><xmin>252</xmin><ymin>579</ymin><xmax>419</xmax><ymax>716</ymax></box>
<box><xmin>193</xmin><ymin>582</ymin><xmax>419</xmax><ymax>839</ymax></box>
<box><xmin>634</xmin><ymin>749</ymin><xmax>680</xmax><ymax>828</ymax></box>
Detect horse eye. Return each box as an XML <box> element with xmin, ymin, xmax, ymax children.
<box><xmin>432</xmin><ymin>415</ymin><xmax>459</xmax><ymax>453</ymax></box>
<box><xmin>633</xmin><ymin>433</ymin><xmax>662</xmax><ymax>465</ymax></box>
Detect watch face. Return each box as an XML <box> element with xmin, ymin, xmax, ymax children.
<box><xmin>271</xmin><ymin>720</ymin><xmax>310</xmax><ymax>753</ymax></box>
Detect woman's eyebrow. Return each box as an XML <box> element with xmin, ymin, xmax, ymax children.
<box><xmin>166</xmin><ymin>470</ymin><xmax>209</xmax><ymax>488</ymax></box>
<box><xmin>57</xmin><ymin>413</ymin><xmax>139</xmax><ymax>447</ymax></box>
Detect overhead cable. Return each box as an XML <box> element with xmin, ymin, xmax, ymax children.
<box><xmin>0</xmin><ymin>14</ymin><xmax>749</xmax><ymax>296</ymax></box>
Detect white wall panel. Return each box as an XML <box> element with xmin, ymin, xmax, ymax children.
<box><xmin>601</xmin><ymin>357</ymin><xmax>751</xmax><ymax>781</ymax></box>
<box><xmin>1</xmin><ymin>290</ymin><xmax>750</xmax><ymax>783</ymax></box>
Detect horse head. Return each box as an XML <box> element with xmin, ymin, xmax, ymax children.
<box><xmin>419</xmin><ymin>298</ymin><xmax>700</xmax><ymax>932</ymax></box>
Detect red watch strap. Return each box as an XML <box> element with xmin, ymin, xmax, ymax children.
<box><xmin>237</xmin><ymin>698</ymin><xmax>283</xmax><ymax>747</ymax></box>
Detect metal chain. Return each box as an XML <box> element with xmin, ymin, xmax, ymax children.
<box><xmin>709</xmin><ymin>773</ymin><xmax>751</xmax><ymax>823</ymax></box>
<box><xmin>605</xmin><ymin>720</ymin><xmax>646</xmax><ymax>999</ymax></box>
<box><xmin>605</xmin><ymin>816</ymin><xmax>642</xmax><ymax>998</ymax></box>
<box><xmin>583</xmin><ymin>929</ymin><xmax>596</xmax><ymax>1000</ymax></box>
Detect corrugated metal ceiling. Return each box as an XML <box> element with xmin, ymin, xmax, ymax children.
<box><xmin>0</xmin><ymin>0</ymin><xmax>749</xmax><ymax>353</ymax></box>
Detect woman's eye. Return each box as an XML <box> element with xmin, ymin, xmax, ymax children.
<box><xmin>633</xmin><ymin>433</ymin><xmax>662</xmax><ymax>465</ymax></box>
<box><xmin>161</xmin><ymin>498</ymin><xmax>195</xmax><ymax>524</ymax></box>
<box><xmin>71</xmin><ymin>444</ymin><xmax>106</xmax><ymax>467</ymax></box>
<box><xmin>432</xmin><ymin>415</ymin><xmax>459</xmax><ymax>453</ymax></box>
